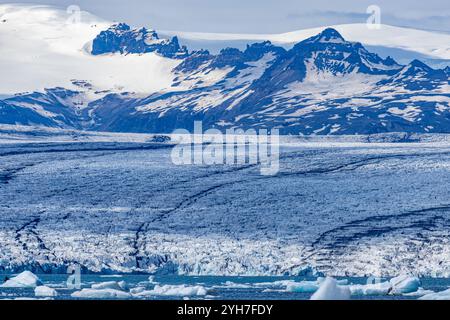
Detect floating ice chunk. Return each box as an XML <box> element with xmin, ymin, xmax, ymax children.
<box><xmin>403</xmin><ymin>288</ymin><xmax>434</xmax><ymax>297</ymax></box>
<box><xmin>389</xmin><ymin>275</ymin><xmax>421</xmax><ymax>294</ymax></box>
<box><xmin>91</xmin><ymin>281</ymin><xmax>124</xmax><ymax>291</ymax></box>
<box><xmin>310</xmin><ymin>278</ymin><xmax>351</xmax><ymax>300</ymax></box>
<box><xmin>214</xmin><ymin>281</ymin><xmax>253</xmax><ymax>289</ymax></box>
<box><xmin>35</xmin><ymin>286</ymin><xmax>58</xmax><ymax>297</ymax></box>
<box><xmin>0</xmin><ymin>271</ymin><xmax>43</xmax><ymax>288</ymax></box>
<box><xmin>71</xmin><ymin>289</ymin><xmax>132</xmax><ymax>299</ymax></box>
<box><xmin>286</xmin><ymin>280</ymin><xmax>319</xmax><ymax>293</ymax></box>
<box><xmin>253</xmin><ymin>280</ymin><xmax>294</xmax><ymax>288</ymax></box>
<box><xmin>419</xmin><ymin>288</ymin><xmax>450</xmax><ymax>300</ymax></box>
<box><xmin>348</xmin><ymin>281</ymin><xmax>391</xmax><ymax>296</ymax></box>
<box><xmin>148</xmin><ymin>276</ymin><xmax>157</xmax><ymax>284</ymax></box>
<box><xmin>130</xmin><ymin>286</ymin><xmax>146</xmax><ymax>295</ymax></box>
<box><xmin>134</xmin><ymin>284</ymin><xmax>209</xmax><ymax>297</ymax></box>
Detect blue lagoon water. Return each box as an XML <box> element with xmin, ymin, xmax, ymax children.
<box><xmin>1</xmin><ymin>275</ymin><xmax>449</xmax><ymax>300</ymax></box>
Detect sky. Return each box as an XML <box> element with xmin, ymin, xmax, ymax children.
<box><xmin>2</xmin><ymin>0</ymin><xmax>449</xmax><ymax>33</ymax></box>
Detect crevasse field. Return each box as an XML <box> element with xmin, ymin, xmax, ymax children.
<box><xmin>1</xmin><ymin>129</ymin><xmax>450</xmax><ymax>299</ymax></box>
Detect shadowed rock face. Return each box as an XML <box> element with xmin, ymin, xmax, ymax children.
<box><xmin>2</xmin><ymin>28</ymin><xmax>450</xmax><ymax>135</ymax></box>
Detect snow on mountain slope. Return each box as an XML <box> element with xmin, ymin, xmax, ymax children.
<box><xmin>98</xmin><ymin>28</ymin><xmax>446</xmax><ymax>135</ymax></box>
<box><xmin>0</xmin><ymin>4</ymin><xmax>180</xmax><ymax>95</ymax></box>
<box><xmin>166</xmin><ymin>24</ymin><xmax>450</xmax><ymax>61</ymax></box>
<box><xmin>0</xmin><ymin>4</ymin><xmax>449</xmax><ymax>135</ymax></box>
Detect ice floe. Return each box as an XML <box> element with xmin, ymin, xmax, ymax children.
<box><xmin>213</xmin><ymin>281</ymin><xmax>253</xmax><ymax>289</ymax></box>
<box><xmin>35</xmin><ymin>286</ymin><xmax>58</xmax><ymax>297</ymax></box>
<box><xmin>91</xmin><ymin>281</ymin><xmax>128</xmax><ymax>291</ymax></box>
<box><xmin>419</xmin><ymin>288</ymin><xmax>450</xmax><ymax>300</ymax></box>
<box><xmin>389</xmin><ymin>275</ymin><xmax>421</xmax><ymax>294</ymax></box>
<box><xmin>286</xmin><ymin>280</ymin><xmax>320</xmax><ymax>293</ymax></box>
<box><xmin>134</xmin><ymin>284</ymin><xmax>209</xmax><ymax>297</ymax></box>
<box><xmin>130</xmin><ymin>286</ymin><xmax>147</xmax><ymax>295</ymax></box>
<box><xmin>347</xmin><ymin>275</ymin><xmax>420</xmax><ymax>296</ymax></box>
<box><xmin>71</xmin><ymin>288</ymin><xmax>132</xmax><ymax>299</ymax></box>
<box><xmin>403</xmin><ymin>287</ymin><xmax>434</xmax><ymax>297</ymax></box>
<box><xmin>0</xmin><ymin>271</ymin><xmax>43</xmax><ymax>288</ymax></box>
<box><xmin>348</xmin><ymin>282</ymin><xmax>392</xmax><ymax>296</ymax></box>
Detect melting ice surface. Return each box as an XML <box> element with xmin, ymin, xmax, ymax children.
<box><xmin>1</xmin><ymin>274</ymin><xmax>450</xmax><ymax>300</ymax></box>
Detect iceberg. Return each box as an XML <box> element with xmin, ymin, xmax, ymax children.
<box><xmin>389</xmin><ymin>275</ymin><xmax>421</xmax><ymax>294</ymax></box>
<box><xmin>419</xmin><ymin>288</ymin><xmax>450</xmax><ymax>300</ymax></box>
<box><xmin>348</xmin><ymin>282</ymin><xmax>392</xmax><ymax>296</ymax></box>
<box><xmin>35</xmin><ymin>286</ymin><xmax>58</xmax><ymax>297</ymax></box>
<box><xmin>403</xmin><ymin>288</ymin><xmax>434</xmax><ymax>297</ymax></box>
<box><xmin>348</xmin><ymin>276</ymin><xmax>420</xmax><ymax>296</ymax></box>
<box><xmin>285</xmin><ymin>280</ymin><xmax>320</xmax><ymax>293</ymax></box>
<box><xmin>0</xmin><ymin>271</ymin><xmax>43</xmax><ymax>288</ymax></box>
<box><xmin>71</xmin><ymin>289</ymin><xmax>132</xmax><ymax>299</ymax></box>
<box><xmin>214</xmin><ymin>281</ymin><xmax>253</xmax><ymax>289</ymax></box>
<box><xmin>91</xmin><ymin>281</ymin><xmax>127</xmax><ymax>291</ymax></box>
<box><xmin>310</xmin><ymin>278</ymin><xmax>351</xmax><ymax>300</ymax></box>
<box><xmin>134</xmin><ymin>284</ymin><xmax>209</xmax><ymax>297</ymax></box>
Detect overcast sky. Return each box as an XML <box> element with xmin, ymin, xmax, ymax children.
<box><xmin>2</xmin><ymin>0</ymin><xmax>449</xmax><ymax>33</ymax></box>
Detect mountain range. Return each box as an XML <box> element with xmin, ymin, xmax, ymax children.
<box><xmin>0</xmin><ymin>5</ymin><xmax>449</xmax><ymax>135</ymax></box>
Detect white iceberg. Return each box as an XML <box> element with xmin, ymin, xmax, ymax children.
<box><xmin>348</xmin><ymin>281</ymin><xmax>392</xmax><ymax>296</ymax></box>
<box><xmin>213</xmin><ymin>281</ymin><xmax>253</xmax><ymax>289</ymax></box>
<box><xmin>310</xmin><ymin>278</ymin><xmax>351</xmax><ymax>300</ymax></box>
<box><xmin>286</xmin><ymin>280</ymin><xmax>319</xmax><ymax>293</ymax></box>
<box><xmin>71</xmin><ymin>288</ymin><xmax>131</xmax><ymax>299</ymax></box>
<box><xmin>347</xmin><ymin>276</ymin><xmax>420</xmax><ymax>296</ymax></box>
<box><xmin>389</xmin><ymin>275</ymin><xmax>421</xmax><ymax>294</ymax></box>
<box><xmin>35</xmin><ymin>286</ymin><xmax>58</xmax><ymax>297</ymax></box>
<box><xmin>253</xmin><ymin>280</ymin><xmax>294</xmax><ymax>288</ymax></box>
<box><xmin>0</xmin><ymin>271</ymin><xmax>43</xmax><ymax>288</ymax></box>
<box><xmin>419</xmin><ymin>288</ymin><xmax>450</xmax><ymax>300</ymax></box>
<box><xmin>91</xmin><ymin>281</ymin><xmax>127</xmax><ymax>291</ymax></box>
<box><xmin>134</xmin><ymin>284</ymin><xmax>209</xmax><ymax>297</ymax></box>
<box><xmin>403</xmin><ymin>287</ymin><xmax>434</xmax><ymax>297</ymax></box>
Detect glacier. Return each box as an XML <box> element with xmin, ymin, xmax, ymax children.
<box><xmin>0</xmin><ymin>132</ymin><xmax>450</xmax><ymax>277</ymax></box>
<box><xmin>1</xmin><ymin>3</ymin><xmax>450</xmax><ymax>282</ymax></box>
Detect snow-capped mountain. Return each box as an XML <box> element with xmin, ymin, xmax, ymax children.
<box><xmin>164</xmin><ymin>23</ymin><xmax>450</xmax><ymax>68</ymax></box>
<box><xmin>92</xmin><ymin>23</ymin><xmax>188</xmax><ymax>58</ymax></box>
<box><xmin>1</xmin><ymin>4</ymin><xmax>449</xmax><ymax>135</ymax></box>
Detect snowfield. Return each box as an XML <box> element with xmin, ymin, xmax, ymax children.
<box><xmin>0</xmin><ymin>4</ymin><xmax>179</xmax><ymax>95</ymax></box>
<box><xmin>1</xmin><ymin>132</ymin><xmax>450</xmax><ymax>277</ymax></box>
